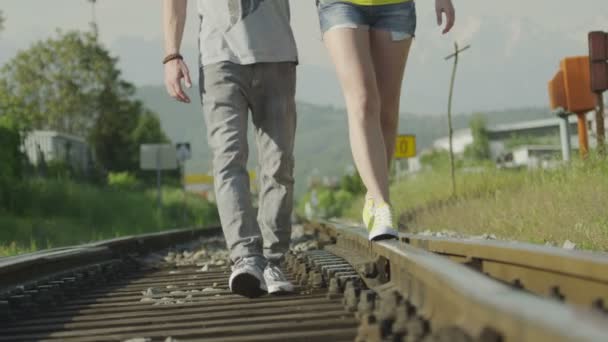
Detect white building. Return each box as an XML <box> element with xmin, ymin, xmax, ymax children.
<box><xmin>510</xmin><ymin>145</ymin><xmax>562</xmax><ymax>169</ymax></box>
<box><xmin>431</xmin><ymin>114</ymin><xmax>604</xmax><ymax>161</ymax></box>
<box><xmin>22</xmin><ymin>130</ymin><xmax>92</xmax><ymax>172</ymax></box>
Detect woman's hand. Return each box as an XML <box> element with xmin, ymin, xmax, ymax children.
<box><xmin>435</xmin><ymin>0</ymin><xmax>455</xmax><ymax>34</ymax></box>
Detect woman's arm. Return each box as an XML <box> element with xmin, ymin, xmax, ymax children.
<box><xmin>163</xmin><ymin>0</ymin><xmax>192</xmax><ymax>103</ymax></box>
<box><xmin>435</xmin><ymin>0</ymin><xmax>455</xmax><ymax>34</ymax></box>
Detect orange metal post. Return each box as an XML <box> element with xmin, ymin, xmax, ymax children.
<box><xmin>561</xmin><ymin>56</ymin><xmax>596</xmax><ymax>158</ymax></box>
<box><xmin>576</xmin><ymin>113</ymin><xmax>589</xmax><ymax>157</ymax></box>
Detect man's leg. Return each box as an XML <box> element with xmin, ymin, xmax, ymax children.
<box><xmin>201</xmin><ymin>62</ymin><xmax>267</xmax><ymax>297</ymax></box>
<box><xmin>249</xmin><ymin>62</ymin><xmax>297</xmax><ymax>293</ymax></box>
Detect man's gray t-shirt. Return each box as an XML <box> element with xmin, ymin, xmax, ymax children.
<box><xmin>197</xmin><ymin>0</ymin><xmax>298</xmax><ymax>66</ymax></box>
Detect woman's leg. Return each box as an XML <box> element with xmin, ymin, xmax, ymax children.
<box><xmin>323</xmin><ymin>27</ymin><xmax>390</xmax><ymax>203</ymax></box>
<box><xmin>370</xmin><ymin>30</ymin><xmax>413</xmax><ymax>168</ymax></box>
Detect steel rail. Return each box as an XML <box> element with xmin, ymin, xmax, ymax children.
<box><xmin>0</xmin><ymin>226</ymin><xmax>359</xmax><ymax>342</ymax></box>
<box><xmin>308</xmin><ymin>220</ymin><xmax>608</xmax><ymax>342</ymax></box>
<box><xmin>398</xmin><ymin>232</ymin><xmax>608</xmax><ymax>310</ymax></box>
<box><xmin>3</xmin><ymin>221</ymin><xmax>608</xmax><ymax>341</ymax></box>
<box><xmin>0</xmin><ymin>226</ymin><xmax>222</xmax><ymax>293</ymax></box>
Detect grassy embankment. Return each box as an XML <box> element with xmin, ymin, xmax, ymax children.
<box><xmin>0</xmin><ymin>179</ymin><xmax>219</xmax><ymax>257</ymax></box>
<box><xmin>344</xmin><ymin>157</ymin><xmax>608</xmax><ymax>251</ymax></box>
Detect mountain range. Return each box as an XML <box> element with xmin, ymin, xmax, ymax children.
<box><xmin>136</xmin><ymin>85</ymin><xmax>551</xmax><ymax>196</ymax></box>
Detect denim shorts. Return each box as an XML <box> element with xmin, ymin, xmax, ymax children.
<box><xmin>316</xmin><ymin>1</ymin><xmax>417</xmax><ymax>41</ymax></box>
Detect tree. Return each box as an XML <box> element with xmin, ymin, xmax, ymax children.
<box><xmin>90</xmin><ymin>96</ymin><xmax>168</xmax><ymax>173</ymax></box>
<box><xmin>131</xmin><ymin>110</ymin><xmax>169</xmax><ymax>149</ymax></box>
<box><xmin>0</xmin><ymin>30</ymin><xmax>168</xmax><ymax>175</ymax></box>
<box><xmin>0</xmin><ymin>117</ymin><xmax>23</xmax><ymax>181</ymax></box>
<box><xmin>0</xmin><ymin>10</ymin><xmax>5</xmax><ymax>33</ymax></box>
<box><xmin>0</xmin><ymin>116</ymin><xmax>24</xmax><ymax>210</ymax></box>
<box><xmin>0</xmin><ymin>31</ymin><xmax>122</xmax><ymax>134</ymax></box>
<box><xmin>420</xmin><ymin>150</ymin><xmax>452</xmax><ymax>170</ymax></box>
<box><xmin>464</xmin><ymin>113</ymin><xmax>491</xmax><ymax>161</ymax></box>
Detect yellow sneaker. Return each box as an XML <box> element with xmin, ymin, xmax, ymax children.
<box><xmin>368</xmin><ymin>202</ymin><xmax>398</xmax><ymax>241</ymax></box>
<box><xmin>362</xmin><ymin>196</ymin><xmax>375</xmax><ymax>229</ymax></box>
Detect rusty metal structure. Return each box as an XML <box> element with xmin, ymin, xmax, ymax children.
<box><xmin>1</xmin><ymin>223</ymin><xmax>608</xmax><ymax>341</ymax></box>
<box><xmin>548</xmin><ymin>32</ymin><xmax>608</xmax><ymax>157</ymax></box>
<box><xmin>548</xmin><ymin>57</ymin><xmax>596</xmax><ymax>157</ymax></box>
<box><xmin>589</xmin><ymin>31</ymin><xmax>608</xmax><ymax>154</ymax></box>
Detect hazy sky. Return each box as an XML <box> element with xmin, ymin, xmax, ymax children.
<box><xmin>1</xmin><ymin>1</ymin><xmax>607</xmax><ymax>114</ymax></box>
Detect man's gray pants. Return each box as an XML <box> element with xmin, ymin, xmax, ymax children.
<box><xmin>200</xmin><ymin>62</ymin><xmax>296</xmax><ymax>265</ymax></box>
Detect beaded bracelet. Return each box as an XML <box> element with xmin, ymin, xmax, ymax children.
<box><xmin>162</xmin><ymin>53</ymin><xmax>183</xmax><ymax>64</ymax></box>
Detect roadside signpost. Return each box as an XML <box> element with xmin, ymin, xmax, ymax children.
<box><xmin>393</xmin><ymin>135</ymin><xmax>417</xmax><ymax>178</ymax></box>
<box><xmin>175</xmin><ymin>143</ymin><xmax>191</xmax><ymax>224</ymax></box>
<box><xmin>140</xmin><ymin>144</ymin><xmax>178</xmax><ymax>211</ymax></box>
<box><xmin>176</xmin><ymin>143</ymin><xmax>192</xmax><ymax>164</ymax></box>
<box><xmin>394</xmin><ymin>135</ymin><xmax>417</xmax><ymax>159</ymax></box>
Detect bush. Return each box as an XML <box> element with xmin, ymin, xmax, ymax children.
<box><xmin>46</xmin><ymin>160</ymin><xmax>74</xmax><ymax>180</ymax></box>
<box><xmin>108</xmin><ymin>172</ymin><xmax>141</xmax><ymax>190</ymax></box>
<box><xmin>463</xmin><ymin>113</ymin><xmax>491</xmax><ymax>162</ymax></box>
<box><xmin>420</xmin><ymin>150</ymin><xmax>458</xmax><ymax>170</ymax></box>
<box><xmin>297</xmin><ymin>171</ymin><xmax>363</xmax><ymax>219</ymax></box>
<box><xmin>0</xmin><ymin>179</ymin><xmax>220</xmax><ymax>255</ymax></box>
<box><xmin>340</xmin><ymin>171</ymin><xmax>365</xmax><ymax>195</ymax></box>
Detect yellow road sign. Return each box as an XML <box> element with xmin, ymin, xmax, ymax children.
<box><xmin>394</xmin><ymin>135</ymin><xmax>416</xmax><ymax>159</ymax></box>
<box><xmin>184</xmin><ymin>174</ymin><xmax>214</xmax><ymax>185</ymax></box>
<box><xmin>184</xmin><ymin>172</ymin><xmax>256</xmax><ymax>185</ymax></box>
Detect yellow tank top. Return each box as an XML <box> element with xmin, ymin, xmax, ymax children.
<box><xmin>342</xmin><ymin>0</ymin><xmax>410</xmax><ymax>5</ymax></box>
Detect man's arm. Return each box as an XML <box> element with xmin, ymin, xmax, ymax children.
<box><xmin>163</xmin><ymin>0</ymin><xmax>192</xmax><ymax>103</ymax></box>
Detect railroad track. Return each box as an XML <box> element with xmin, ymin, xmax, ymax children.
<box><xmin>399</xmin><ymin>230</ymin><xmax>608</xmax><ymax>311</ymax></box>
<box><xmin>1</xmin><ymin>222</ymin><xmax>608</xmax><ymax>341</ymax></box>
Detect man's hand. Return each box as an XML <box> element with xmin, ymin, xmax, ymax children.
<box><xmin>164</xmin><ymin>58</ymin><xmax>192</xmax><ymax>103</ymax></box>
<box><xmin>435</xmin><ymin>0</ymin><xmax>455</xmax><ymax>34</ymax></box>
<box><xmin>163</xmin><ymin>0</ymin><xmax>189</xmax><ymax>102</ymax></box>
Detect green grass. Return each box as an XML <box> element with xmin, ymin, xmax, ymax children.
<box><xmin>0</xmin><ymin>179</ymin><xmax>219</xmax><ymax>257</ymax></box>
<box><xmin>344</xmin><ymin>157</ymin><xmax>608</xmax><ymax>251</ymax></box>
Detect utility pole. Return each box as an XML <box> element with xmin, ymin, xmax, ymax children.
<box><xmin>596</xmin><ymin>94</ymin><xmax>606</xmax><ymax>155</ymax></box>
<box><xmin>88</xmin><ymin>0</ymin><xmax>98</xmax><ymax>38</ymax></box>
<box><xmin>588</xmin><ymin>31</ymin><xmax>608</xmax><ymax>156</ymax></box>
<box><xmin>444</xmin><ymin>42</ymin><xmax>470</xmax><ymax>198</ymax></box>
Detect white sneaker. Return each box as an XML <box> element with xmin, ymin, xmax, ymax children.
<box><xmin>264</xmin><ymin>263</ymin><xmax>295</xmax><ymax>294</ymax></box>
<box><xmin>229</xmin><ymin>256</ymin><xmax>267</xmax><ymax>298</ymax></box>
<box><xmin>368</xmin><ymin>202</ymin><xmax>399</xmax><ymax>241</ymax></box>
<box><xmin>362</xmin><ymin>195</ymin><xmax>375</xmax><ymax>229</ymax></box>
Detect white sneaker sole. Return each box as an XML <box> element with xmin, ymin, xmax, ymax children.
<box><xmin>369</xmin><ymin>226</ymin><xmax>399</xmax><ymax>241</ymax></box>
<box><xmin>267</xmin><ymin>282</ymin><xmax>295</xmax><ymax>295</ymax></box>
<box><xmin>229</xmin><ymin>271</ymin><xmax>267</xmax><ymax>298</ymax></box>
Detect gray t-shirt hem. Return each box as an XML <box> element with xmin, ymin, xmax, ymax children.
<box><xmin>197</xmin><ymin>0</ymin><xmax>298</xmax><ymax>69</ymax></box>
<box><xmin>201</xmin><ymin>53</ymin><xmax>298</xmax><ymax>67</ymax></box>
